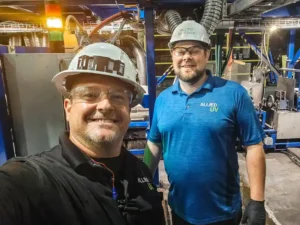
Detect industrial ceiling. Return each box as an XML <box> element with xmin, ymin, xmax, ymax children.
<box><xmin>0</xmin><ymin>0</ymin><xmax>299</xmax><ymax>30</ymax></box>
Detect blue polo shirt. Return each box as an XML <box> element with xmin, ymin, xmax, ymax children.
<box><xmin>148</xmin><ymin>71</ymin><xmax>265</xmax><ymax>224</ymax></box>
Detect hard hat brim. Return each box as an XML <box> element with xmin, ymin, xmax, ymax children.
<box><xmin>168</xmin><ymin>40</ymin><xmax>211</xmax><ymax>49</ymax></box>
<box><xmin>52</xmin><ymin>70</ymin><xmax>145</xmax><ymax>107</ymax></box>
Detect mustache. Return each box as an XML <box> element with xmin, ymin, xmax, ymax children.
<box><xmin>87</xmin><ymin>112</ymin><xmax>118</xmax><ymax>121</ymax></box>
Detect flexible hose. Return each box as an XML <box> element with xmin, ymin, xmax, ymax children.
<box><xmin>165</xmin><ymin>10</ymin><xmax>182</xmax><ymax>33</ymax></box>
<box><xmin>162</xmin><ymin>0</ymin><xmax>223</xmax><ymax>36</ymax></box>
<box><xmin>200</xmin><ymin>0</ymin><xmax>223</xmax><ymax>36</ymax></box>
<box><xmin>65</xmin><ymin>15</ymin><xmax>85</xmax><ymax>33</ymax></box>
<box><xmin>120</xmin><ymin>35</ymin><xmax>147</xmax><ymax>85</ymax></box>
<box><xmin>88</xmin><ymin>11</ymin><xmax>130</xmax><ymax>38</ymax></box>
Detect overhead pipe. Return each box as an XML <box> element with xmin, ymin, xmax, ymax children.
<box><xmin>120</xmin><ymin>35</ymin><xmax>147</xmax><ymax>85</ymax></box>
<box><xmin>65</xmin><ymin>15</ymin><xmax>85</xmax><ymax>33</ymax></box>
<box><xmin>88</xmin><ymin>11</ymin><xmax>131</xmax><ymax>38</ymax></box>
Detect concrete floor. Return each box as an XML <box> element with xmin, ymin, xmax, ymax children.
<box><xmin>238</xmin><ymin>150</ymin><xmax>300</xmax><ymax>225</ymax></box>
<box><xmin>158</xmin><ymin>149</ymin><xmax>300</xmax><ymax>225</ymax></box>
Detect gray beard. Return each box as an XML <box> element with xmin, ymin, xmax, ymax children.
<box><xmin>81</xmin><ymin>126</ymin><xmax>122</xmax><ymax>150</ymax></box>
<box><xmin>176</xmin><ymin>69</ymin><xmax>206</xmax><ymax>85</ymax></box>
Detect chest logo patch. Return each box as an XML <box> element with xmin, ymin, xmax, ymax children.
<box><xmin>200</xmin><ymin>102</ymin><xmax>219</xmax><ymax>112</ymax></box>
<box><xmin>137</xmin><ymin>177</ymin><xmax>150</xmax><ymax>183</ymax></box>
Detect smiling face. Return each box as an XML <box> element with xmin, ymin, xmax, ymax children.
<box><xmin>64</xmin><ymin>74</ymin><xmax>132</xmax><ymax>149</ymax></box>
<box><xmin>171</xmin><ymin>41</ymin><xmax>210</xmax><ymax>84</ymax></box>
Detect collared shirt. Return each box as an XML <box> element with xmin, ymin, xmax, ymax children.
<box><xmin>0</xmin><ymin>133</ymin><xmax>164</xmax><ymax>225</ymax></box>
<box><xmin>149</xmin><ymin>70</ymin><xmax>265</xmax><ymax>224</ymax></box>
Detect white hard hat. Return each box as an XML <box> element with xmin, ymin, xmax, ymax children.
<box><xmin>168</xmin><ymin>20</ymin><xmax>211</xmax><ymax>49</ymax></box>
<box><xmin>52</xmin><ymin>42</ymin><xmax>145</xmax><ymax>107</ymax></box>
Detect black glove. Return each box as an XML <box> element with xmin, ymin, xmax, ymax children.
<box><xmin>242</xmin><ymin>199</ymin><xmax>266</xmax><ymax>225</ymax></box>
<box><xmin>122</xmin><ymin>196</ymin><xmax>152</xmax><ymax>213</ymax></box>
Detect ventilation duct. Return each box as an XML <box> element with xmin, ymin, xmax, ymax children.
<box><xmin>200</xmin><ymin>0</ymin><xmax>223</xmax><ymax>36</ymax></box>
<box><xmin>158</xmin><ymin>0</ymin><xmax>223</xmax><ymax>36</ymax></box>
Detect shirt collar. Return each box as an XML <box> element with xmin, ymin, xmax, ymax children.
<box><xmin>60</xmin><ymin>132</ymin><xmax>126</xmax><ymax>171</ymax></box>
<box><xmin>60</xmin><ymin>132</ymin><xmax>89</xmax><ymax>170</ymax></box>
<box><xmin>172</xmin><ymin>69</ymin><xmax>214</xmax><ymax>94</ymax></box>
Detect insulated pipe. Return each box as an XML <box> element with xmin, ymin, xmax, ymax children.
<box><xmin>120</xmin><ymin>35</ymin><xmax>147</xmax><ymax>85</ymax></box>
<box><xmin>88</xmin><ymin>11</ymin><xmax>130</xmax><ymax>38</ymax></box>
<box><xmin>23</xmin><ymin>35</ymin><xmax>31</xmax><ymax>47</ymax></box>
<box><xmin>41</xmin><ymin>34</ymin><xmax>49</xmax><ymax>47</ymax></box>
<box><xmin>31</xmin><ymin>33</ymin><xmax>41</xmax><ymax>47</ymax></box>
<box><xmin>200</xmin><ymin>0</ymin><xmax>223</xmax><ymax>36</ymax></box>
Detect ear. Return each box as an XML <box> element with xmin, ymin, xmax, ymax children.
<box><xmin>64</xmin><ymin>98</ymin><xmax>72</xmax><ymax>121</ymax></box>
<box><xmin>205</xmin><ymin>50</ymin><xmax>211</xmax><ymax>62</ymax></box>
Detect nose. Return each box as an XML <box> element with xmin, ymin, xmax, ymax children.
<box><xmin>95</xmin><ymin>97</ymin><xmax>114</xmax><ymax>112</ymax></box>
<box><xmin>182</xmin><ymin>51</ymin><xmax>192</xmax><ymax>60</ymax></box>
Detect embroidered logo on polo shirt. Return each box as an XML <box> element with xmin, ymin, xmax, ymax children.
<box><xmin>200</xmin><ymin>102</ymin><xmax>219</xmax><ymax>112</ymax></box>
<box><xmin>137</xmin><ymin>177</ymin><xmax>150</xmax><ymax>183</ymax></box>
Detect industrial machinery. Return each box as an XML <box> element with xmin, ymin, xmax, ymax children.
<box><xmin>241</xmin><ymin>67</ymin><xmax>300</xmax><ymax>149</ymax></box>
<box><xmin>261</xmin><ymin>76</ymin><xmax>300</xmax><ymax>149</ymax></box>
<box><xmin>1</xmin><ymin>0</ymin><xmax>300</xmax><ymax>166</ymax></box>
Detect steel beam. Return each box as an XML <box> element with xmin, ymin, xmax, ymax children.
<box><xmin>239</xmin><ymin>32</ymin><xmax>281</xmax><ymax>78</ymax></box>
<box><xmin>0</xmin><ymin>0</ymin><xmax>127</xmax><ymax>6</ymax></box>
<box><xmin>0</xmin><ymin>46</ymin><xmax>15</xmax><ymax>165</ymax></box>
<box><xmin>288</xmin><ymin>29</ymin><xmax>296</xmax><ymax>78</ymax></box>
<box><xmin>0</xmin><ymin>0</ymin><xmax>225</xmax><ymax>6</ymax></box>
<box><xmin>228</xmin><ymin>0</ymin><xmax>264</xmax><ymax>16</ymax></box>
<box><xmin>262</xmin><ymin>0</ymin><xmax>300</xmax><ymax>15</ymax></box>
<box><xmin>144</xmin><ymin>7</ymin><xmax>156</xmax><ymax>125</ymax></box>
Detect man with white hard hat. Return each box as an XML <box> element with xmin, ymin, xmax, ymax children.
<box><xmin>144</xmin><ymin>20</ymin><xmax>266</xmax><ymax>225</ymax></box>
<box><xmin>0</xmin><ymin>43</ymin><xmax>165</xmax><ymax>225</ymax></box>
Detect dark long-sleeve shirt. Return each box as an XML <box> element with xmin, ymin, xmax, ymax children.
<box><xmin>0</xmin><ymin>133</ymin><xmax>165</xmax><ymax>225</ymax></box>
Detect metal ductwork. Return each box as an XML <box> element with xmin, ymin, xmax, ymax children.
<box><xmin>120</xmin><ymin>35</ymin><xmax>147</xmax><ymax>86</ymax></box>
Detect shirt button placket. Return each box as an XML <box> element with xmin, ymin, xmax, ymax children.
<box><xmin>186</xmin><ymin>97</ymin><xmax>190</xmax><ymax>109</ymax></box>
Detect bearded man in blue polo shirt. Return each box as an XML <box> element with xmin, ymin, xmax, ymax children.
<box><xmin>144</xmin><ymin>20</ymin><xmax>266</xmax><ymax>225</ymax></box>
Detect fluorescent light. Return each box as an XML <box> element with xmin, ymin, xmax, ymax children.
<box><xmin>270</xmin><ymin>25</ymin><xmax>278</xmax><ymax>32</ymax></box>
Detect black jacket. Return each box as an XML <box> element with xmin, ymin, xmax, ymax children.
<box><xmin>0</xmin><ymin>133</ymin><xmax>165</xmax><ymax>225</ymax></box>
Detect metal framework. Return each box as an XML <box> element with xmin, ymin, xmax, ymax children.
<box><xmin>0</xmin><ymin>21</ymin><xmax>46</xmax><ymax>33</ymax></box>
<box><xmin>228</xmin><ymin>0</ymin><xmax>300</xmax><ymax>18</ymax></box>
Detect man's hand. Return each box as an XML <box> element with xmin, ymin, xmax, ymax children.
<box><xmin>242</xmin><ymin>199</ymin><xmax>266</xmax><ymax>225</ymax></box>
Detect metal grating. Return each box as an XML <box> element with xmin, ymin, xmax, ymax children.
<box><xmin>0</xmin><ymin>21</ymin><xmax>46</xmax><ymax>33</ymax></box>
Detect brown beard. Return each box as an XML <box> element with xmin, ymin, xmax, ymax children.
<box><xmin>176</xmin><ymin>69</ymin><xmax>207</xmax><ymax>85</ymax></box>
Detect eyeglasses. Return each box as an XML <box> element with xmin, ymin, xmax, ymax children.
<box><xmin>171</xmin><ymin>46</ymin><xmax>206</xmax><ymax>58</ymax></box>
<box><xmin>69</xmin><ymin>86</ymin><xmax>133</xmax><ymax>105</ymax></box>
